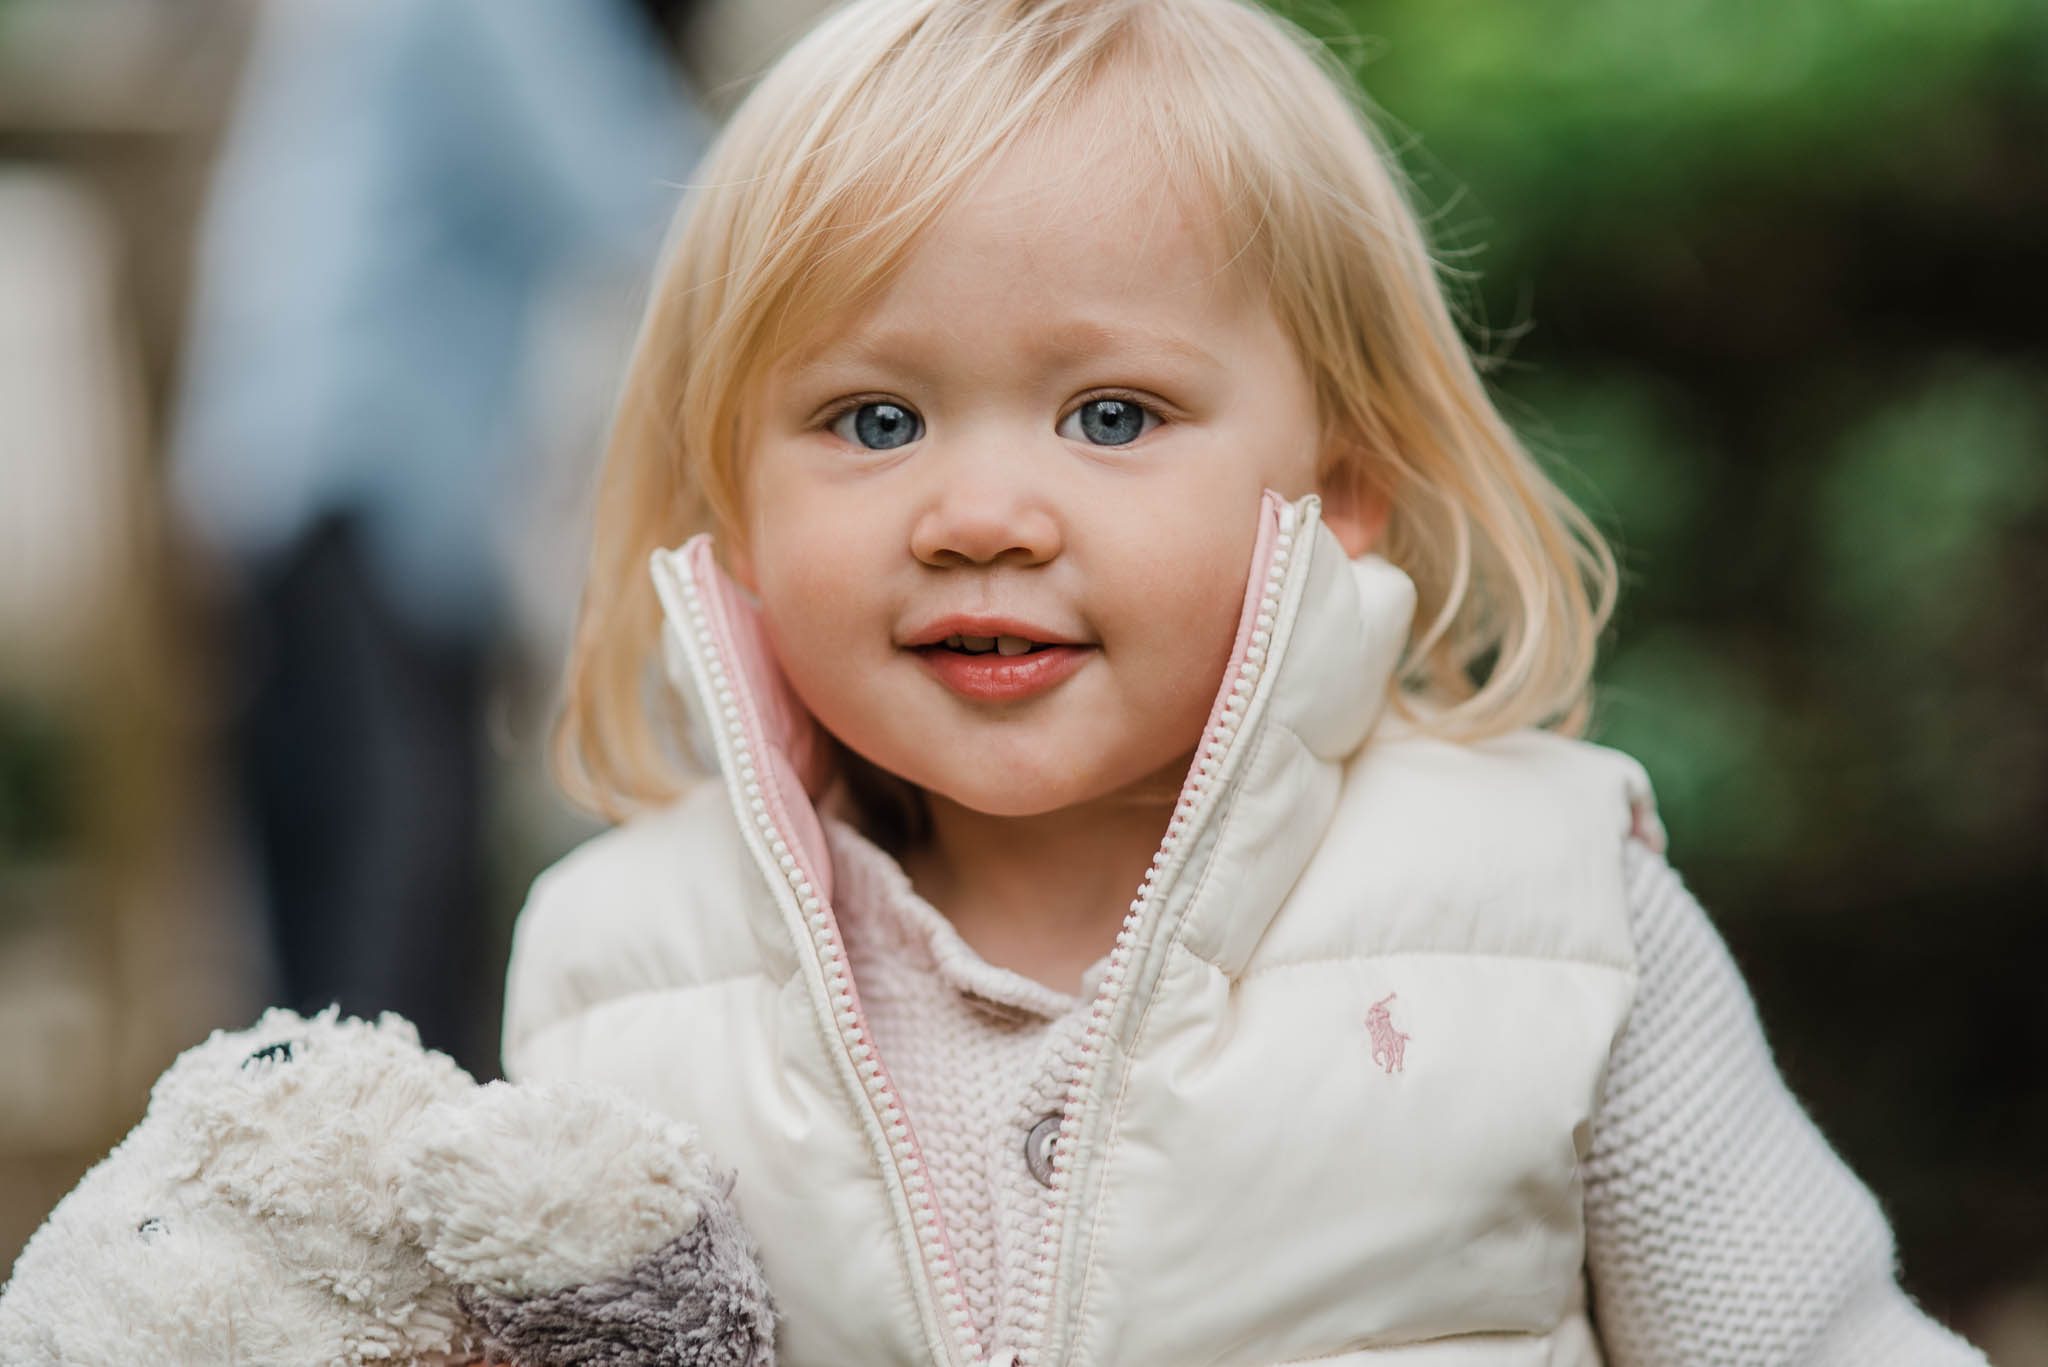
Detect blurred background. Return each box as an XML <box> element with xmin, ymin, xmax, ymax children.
<box><xmin>0</xmin><ymin>0</ymin><xmax>2041</xmax><ymax>1356</ymax></box>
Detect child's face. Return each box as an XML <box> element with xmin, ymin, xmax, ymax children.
<box><xmin>732</xmin><ymin>113</ymin><xmax>1356</xmax><ymax>821</ymax></box>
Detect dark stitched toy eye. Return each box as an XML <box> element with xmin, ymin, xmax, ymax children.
<box><xmin>137</xmin><ymin>1217</ymin><xmax>167</xmax><ymax>1243</ymax></box>
<box><xmin>243</xmin><ymin>1040</ymin><xmax>295</xmax><ymax>1068</ymax></box>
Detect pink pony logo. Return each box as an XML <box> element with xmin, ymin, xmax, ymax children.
<box><xmin>1365</xmin><ymin>993</ymin><xmax>1409</xmax><ymax>1075</ymax></box>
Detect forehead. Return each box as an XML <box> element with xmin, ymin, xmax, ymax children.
<box><xmin>949</xmin><ymin>106</ymin><xmax>1239</xmax><ymax>276</ymax></box>
<box><xmin>779</xmin><ymin>106</ymin><xmax>1263</xmax><ymax>376</ymax></box>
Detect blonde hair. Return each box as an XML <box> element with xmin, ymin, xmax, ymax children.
<box><xmin>555</xmin><ymin>0</ymin><xmax>1617</xmax><ymax>819</ymax></box>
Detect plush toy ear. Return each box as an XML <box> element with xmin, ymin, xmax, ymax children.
<box><xmin>396</xmin><ymin>1081</ymin><xmax>775</xmax><ymax>1367</ymax></box>
<box><xmin>455</xmin><ymin>1186</ymin><xmax>776</xmax><ymax>1367</ymax></box>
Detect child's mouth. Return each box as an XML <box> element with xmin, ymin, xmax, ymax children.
<box><xmin>934</xmin><ymin>633</ymin><xmax>1051</xmax><ymax>657</ymax></box>
<box><xmin>913</xmin><ymin>638</ymin><xmax>1090</xmax><ymax>702</ymax></box>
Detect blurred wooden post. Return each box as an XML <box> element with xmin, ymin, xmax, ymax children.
<box><xmin>0</xmin><ymin>0</ymin><xmax>257</xmax><ymax>1274</ymax></box>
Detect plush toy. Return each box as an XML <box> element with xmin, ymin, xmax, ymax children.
<box><xmin>0</xmin><ymin>1008</ymin><xmax>776</xmax><ymax>1366</ymax></box>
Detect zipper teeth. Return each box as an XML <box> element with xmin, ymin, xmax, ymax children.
<box><xmin>1015</xmin><ymin>505</ymin><xmax>1299</xmax><ymax>1364</ymax></box>
<box><xmin>674</xmin><ymin>571</ymin><xmax>985</xmax><ymax>1367</ymax></box>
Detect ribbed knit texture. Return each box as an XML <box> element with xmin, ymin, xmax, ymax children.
<box><xmin>829</xmin><ymin>818</ymin><xmax>1986</xmax><ymax>1365</ymax></box>
<box><xmin>1584</xmin><ymin>841</ymin><xmax>1984</xmax><ymax>1365</ymax></box>
<box><xmin>830</xmin><ymin>822</ymin><xmax>1092</xmax><ymax>1346</ymax></box>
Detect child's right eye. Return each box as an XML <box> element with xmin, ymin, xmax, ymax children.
<box><xmin>830</xmin><ymin>401</ymin><xmax>924</xmax><ymax>450</ymax></box>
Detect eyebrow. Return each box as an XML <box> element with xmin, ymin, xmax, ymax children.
<box><xmin>1042</xmin><ymin>320</ymin><xmax>1223</xmax><ymax>370</ymax></box>
<box><xmin>783</xmin><ymin>318</ymin><xmax>1225</xmax><ymax>379</ymax></box>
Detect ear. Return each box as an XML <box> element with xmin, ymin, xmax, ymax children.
<box><xmin>397</xmin><ymin>1081</ymin><xmax>719</xmax><ymax>1298</ymax></box>
<box><xmin>1316</xmin><ymin>456</ymin><xmax>1389</xmax><ymax>559</ymax></box>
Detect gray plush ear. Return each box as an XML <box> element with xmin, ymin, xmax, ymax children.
<box><xmin>459</xmin><ymin>1186</ymin><xmax>775</xmax><ymax>1367</ymax></box>
<box><xmin>397</xmin><ymin>1080</ymin><xmax>775</xmax><ymax>1366</ymax></box>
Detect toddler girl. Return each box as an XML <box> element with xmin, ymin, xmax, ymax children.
<box><xmin>502</xmin><ymin>1</ymin><xmax>1990</xmax><ymax>1363</ymax></box>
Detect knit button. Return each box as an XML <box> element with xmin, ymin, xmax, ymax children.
<box><xmin>1025</xmin><ymin>1112</ymin><xmax>1061</xmax><ymax>1187</ymax></box>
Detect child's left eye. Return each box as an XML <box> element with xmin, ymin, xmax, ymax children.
<box><xmin>830</xmin><ymin>401</ymin><xmax>924</xmax><ymax>450</ymax></box>
<box><xmin>1058</xmin><ymin>398</ymin><xmax>1159</xmax><ymax>447</ymax></box>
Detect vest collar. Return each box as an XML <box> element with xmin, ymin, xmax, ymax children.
<box><xmin>649</xmin><ymin>491</ymin><xmax>1418</xmax><ymax>980</ymax></box>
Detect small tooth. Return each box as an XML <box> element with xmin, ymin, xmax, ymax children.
<box><xmin>945</xmin><ymin>634</ymin><xmax>964</xmax><ymax>649</ymax></box>
<box><xmin>996</xmin><ymin>635</ymin><xmax>1032</xmax><ymax>656</ymax></box>
<box><xmin>961</xmin><ymin>635</ymin><xmax>996</xmax><ymax>653</ymax></box>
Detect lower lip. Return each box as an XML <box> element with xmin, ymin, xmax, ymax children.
<box><xmin>914</xmin><ymin>645</ymin><xmax>1091</xmax><ymax>703</ymax></box>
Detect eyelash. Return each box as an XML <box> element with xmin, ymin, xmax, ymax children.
<box><xmin>1065</xmin><ymin>389</ymin><xmax>1166</xmax><ymax>433</ymax></box>
<box><xmin>816</xmin><ymin>391</ymin><xmax>1169</xmax><ymax>440</ymax></box>
<box><xmin>816</xmin><ymin>394</ymin><xmax>900</xmax><ymax>430</ymax></box>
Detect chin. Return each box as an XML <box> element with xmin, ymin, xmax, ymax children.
<box><xmin>920</xmin><ymin>780</ymin><xmax>1080</xmax><ymax>819</ymax></box>
<box><xmin>921</xmin><ymin>757</ymin><xmax>1189</xmax><ymax>820</ymax></box>
<box><xmin>909</xmin><ymin>763</ymin><xmax>1110</xmax><ymax>820</ymax></box>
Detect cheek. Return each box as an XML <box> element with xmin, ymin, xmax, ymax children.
<box><xmin>1177</xmin><ymin>551</ymin><xmax>1254</xmax><ymax>688</ymax></box>
<box><xmin>1107</xmin><ymin>516</ymin><xmax>1260</xmax><ymax>729</ymax></box>
<box><xmin>742</xmin><ymin>536</ymin><xmax>845</xmax><ymax>697</ymax></box>
<box><xmin>757</xmin><ymin>545</ymin><xmax>844</xmax><ymax>625</ymax></box>
<box><xmin>745</xmin><ymin>487</ymin><xmax>872</xmax><ymax>631</ymax></box>
<box><xmin>755</xmin><ymin>559</ymin><xmax>873</xmax><ymax>721</ymax></box>
<box><xmin>753</xmin><ymin>587</ymin><xmax>866</xmax><ymax>765</ymax></box>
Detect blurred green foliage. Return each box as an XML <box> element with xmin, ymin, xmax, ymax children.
<box><xmin>1818</xmin><ymin>365</ymin><xmax>2043</xmax><ymax>648</ymax></box>
<box><xmin>1279</xmin><ymin>0</ymin><xmax>2048</xmax><ymax>1315</ymax></box>
<box><xmin>0</xmin><ymin>696</ymin><xmax>81</xmax><ymax>870</ymax></box>
<box><xmin>1280</xmin><ymin>0</ymin><xmax>2048</xmax><ymax>266</ymax></box>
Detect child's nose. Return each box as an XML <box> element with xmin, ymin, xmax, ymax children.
<box><xmin>908</xmin><ymin>458</ymin><xmax>1063</xmax><ymax>568</ymax></box>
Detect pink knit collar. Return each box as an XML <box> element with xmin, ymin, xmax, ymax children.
<box><xmin>822</xmin><ymin>813</ymin><xmax>1103</xmax><ymax>1022</ymax></box>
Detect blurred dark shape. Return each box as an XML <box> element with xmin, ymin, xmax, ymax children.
<box><xmin>169</xmin><ymin>0</ymin><xmax>706</xmax><ymax>1075</ymax></box>
<box><xmin>230</xmin><ymin>515</ymin><xmax>483</xmax><ymax>1071</ymax></box>
<box><xmin>630</xmin><ymin>0</ymin><xmax>714</xmax><ymax>50</ymax></box>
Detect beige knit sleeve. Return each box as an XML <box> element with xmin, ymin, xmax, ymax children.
<box><xmin>1583</xmin><ymin>841</ymin><xmax>1988</xmax><ymax>1366</ymax></box>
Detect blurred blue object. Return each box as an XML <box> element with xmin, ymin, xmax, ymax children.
<box><xmin>171</xmin><ymin>0</ymin><xmax>702</xmax><ymax>634</ymax></box>
<box><xmin>166</xmin><ymin>0</ymin><xmax>705</xmax><ymax>1073</ymax></box>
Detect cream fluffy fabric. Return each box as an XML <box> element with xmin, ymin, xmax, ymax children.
<box><xmin>0</xmin><ymin>1008</ymin><xmax>776</xmax><ymax>1366</ymax></box>
<box><xmin>1</xmin><ymin>1010</ymin><xmax>477</xmax><ymax>1364</ymax></box>
<box><xmin>399</xmin><ymin>1077</ymin><xmax>717</xmax><ymax>1299</ymax></box>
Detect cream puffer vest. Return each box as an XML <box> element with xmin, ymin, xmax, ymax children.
<box><xmin>503</xmin><ymin>493</ymin><xmax>1657</xmax><ymax>1367</ymax></box>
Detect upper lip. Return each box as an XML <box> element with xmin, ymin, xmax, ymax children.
<box><xmin>902</xmin><ymin>614</ymin><xmax>1087</xmax><ymax>648</ymax></box>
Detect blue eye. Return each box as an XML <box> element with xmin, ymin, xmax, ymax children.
<box><xmin>1060</xmin><ymin>398</ymin><xmax>1157</xmax><ymax>447</ymax></box>
<box><xmin>832</xmin><ymin>401</ymin><xmax>923</xmax><ymax>450</ymax></box>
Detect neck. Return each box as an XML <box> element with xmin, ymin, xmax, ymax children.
<box><xmin>898</xmin><ymin>767</ymin><xmax>1186</xmax><ymax>996</ymax></box>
